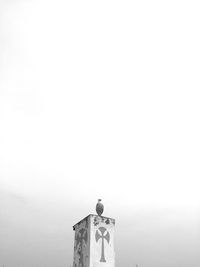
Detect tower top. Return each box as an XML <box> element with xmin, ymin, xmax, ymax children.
<box><xmin>72</xmin><ymin>213</ymin><xmax>115</xmax><ymax>267</ymax></box>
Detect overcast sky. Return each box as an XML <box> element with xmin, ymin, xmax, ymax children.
<box><xmin>0</xmin><ymin>0</ymin><xmax>200</xmax><ymax>267</ymax></box>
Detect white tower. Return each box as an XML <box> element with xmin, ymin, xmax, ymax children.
<box><xmin>72</xmin><ymin>201</ymin><xmax>115</xmax><ymax>267</ymax></box>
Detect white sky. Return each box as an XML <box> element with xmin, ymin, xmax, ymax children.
<box><xmin>0</xmin><ymin>0</ymin><xmax>200</xmax><ymax>267</ymax></box>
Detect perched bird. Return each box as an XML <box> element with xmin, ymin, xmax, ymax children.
<box><xmin>96</xmin><ymin>199</ymin><xmax>104</xmax><ymax>216</ymax></box>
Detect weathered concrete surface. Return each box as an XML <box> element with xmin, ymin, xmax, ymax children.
<box><xmin>73</xmin><ymin>215</ymin><xmax>90</xmax><ymax>267</ymax></box>
<box><xmin>73</xmin><ymin>214</ymin><xmax>115</xmax><ymax>267</ymax></box>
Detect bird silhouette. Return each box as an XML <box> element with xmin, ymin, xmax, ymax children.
<box><xmin>96</xmin><ymin>199</ymin><xmax>104</xmax><ymax>216</ymax></box>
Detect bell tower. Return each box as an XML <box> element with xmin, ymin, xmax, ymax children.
<box><xmin>72</xmin><ymin>200</ymin><xmax>115</xmax><ymax>267</ymax></box>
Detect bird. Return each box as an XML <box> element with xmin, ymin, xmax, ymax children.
<box><xmin>96</xmin><ymin>199</ymin><xmax>104</xmax><ymax>216</ymax></box>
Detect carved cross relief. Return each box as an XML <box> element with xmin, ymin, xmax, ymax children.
<box><xmin>95</xmin><ymin>227</ymin><xmax>110</xmax><ymax>262</ymax></box>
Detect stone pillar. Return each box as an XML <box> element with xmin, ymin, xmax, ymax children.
<box><xmin>73</xmin><ymin>214</ymin><xmax>115</xmax><ymax>267</ymax></box>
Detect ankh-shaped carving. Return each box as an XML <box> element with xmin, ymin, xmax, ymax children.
<box><xmin>95</xmin><ymin>227</ymin><xmax>110</xmax><ymax>262</ymax></box>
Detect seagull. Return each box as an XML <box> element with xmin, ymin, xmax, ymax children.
<box><xmin>96</xmin><ymin>199</ymin><xmax>104</xmax><ymax>216</ymax></box>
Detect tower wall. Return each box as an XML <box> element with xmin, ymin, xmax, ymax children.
<box><xmin>73</xmin><ymin>215</ymin><xmax>90</xmax><ymax>267</ymax></box>
<box><xmin>90</xmin><ymin>215</ymin><xmax>115</xmax><ymax>267</ymax></box>
<box><xmin>73</xmin><ymin>214</ymin><xmax>115</xmax><ymax>267</ymax></box>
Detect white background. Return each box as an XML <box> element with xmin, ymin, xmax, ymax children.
<box><xmin>0</xmin><ymin>1</ymin><xmax>200</xmax><ymax>267</ymax></box>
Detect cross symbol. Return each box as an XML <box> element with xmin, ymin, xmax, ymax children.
<box><xmin>95</xmin><ymin>227</ymin><xmax>110</xmax><ymax>262</ymax></box>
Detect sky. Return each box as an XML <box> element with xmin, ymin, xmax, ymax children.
<box><xmin>0</xmin><ymin>0</ymin><xmax>200</xmax><ymax>267</ymax></box>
